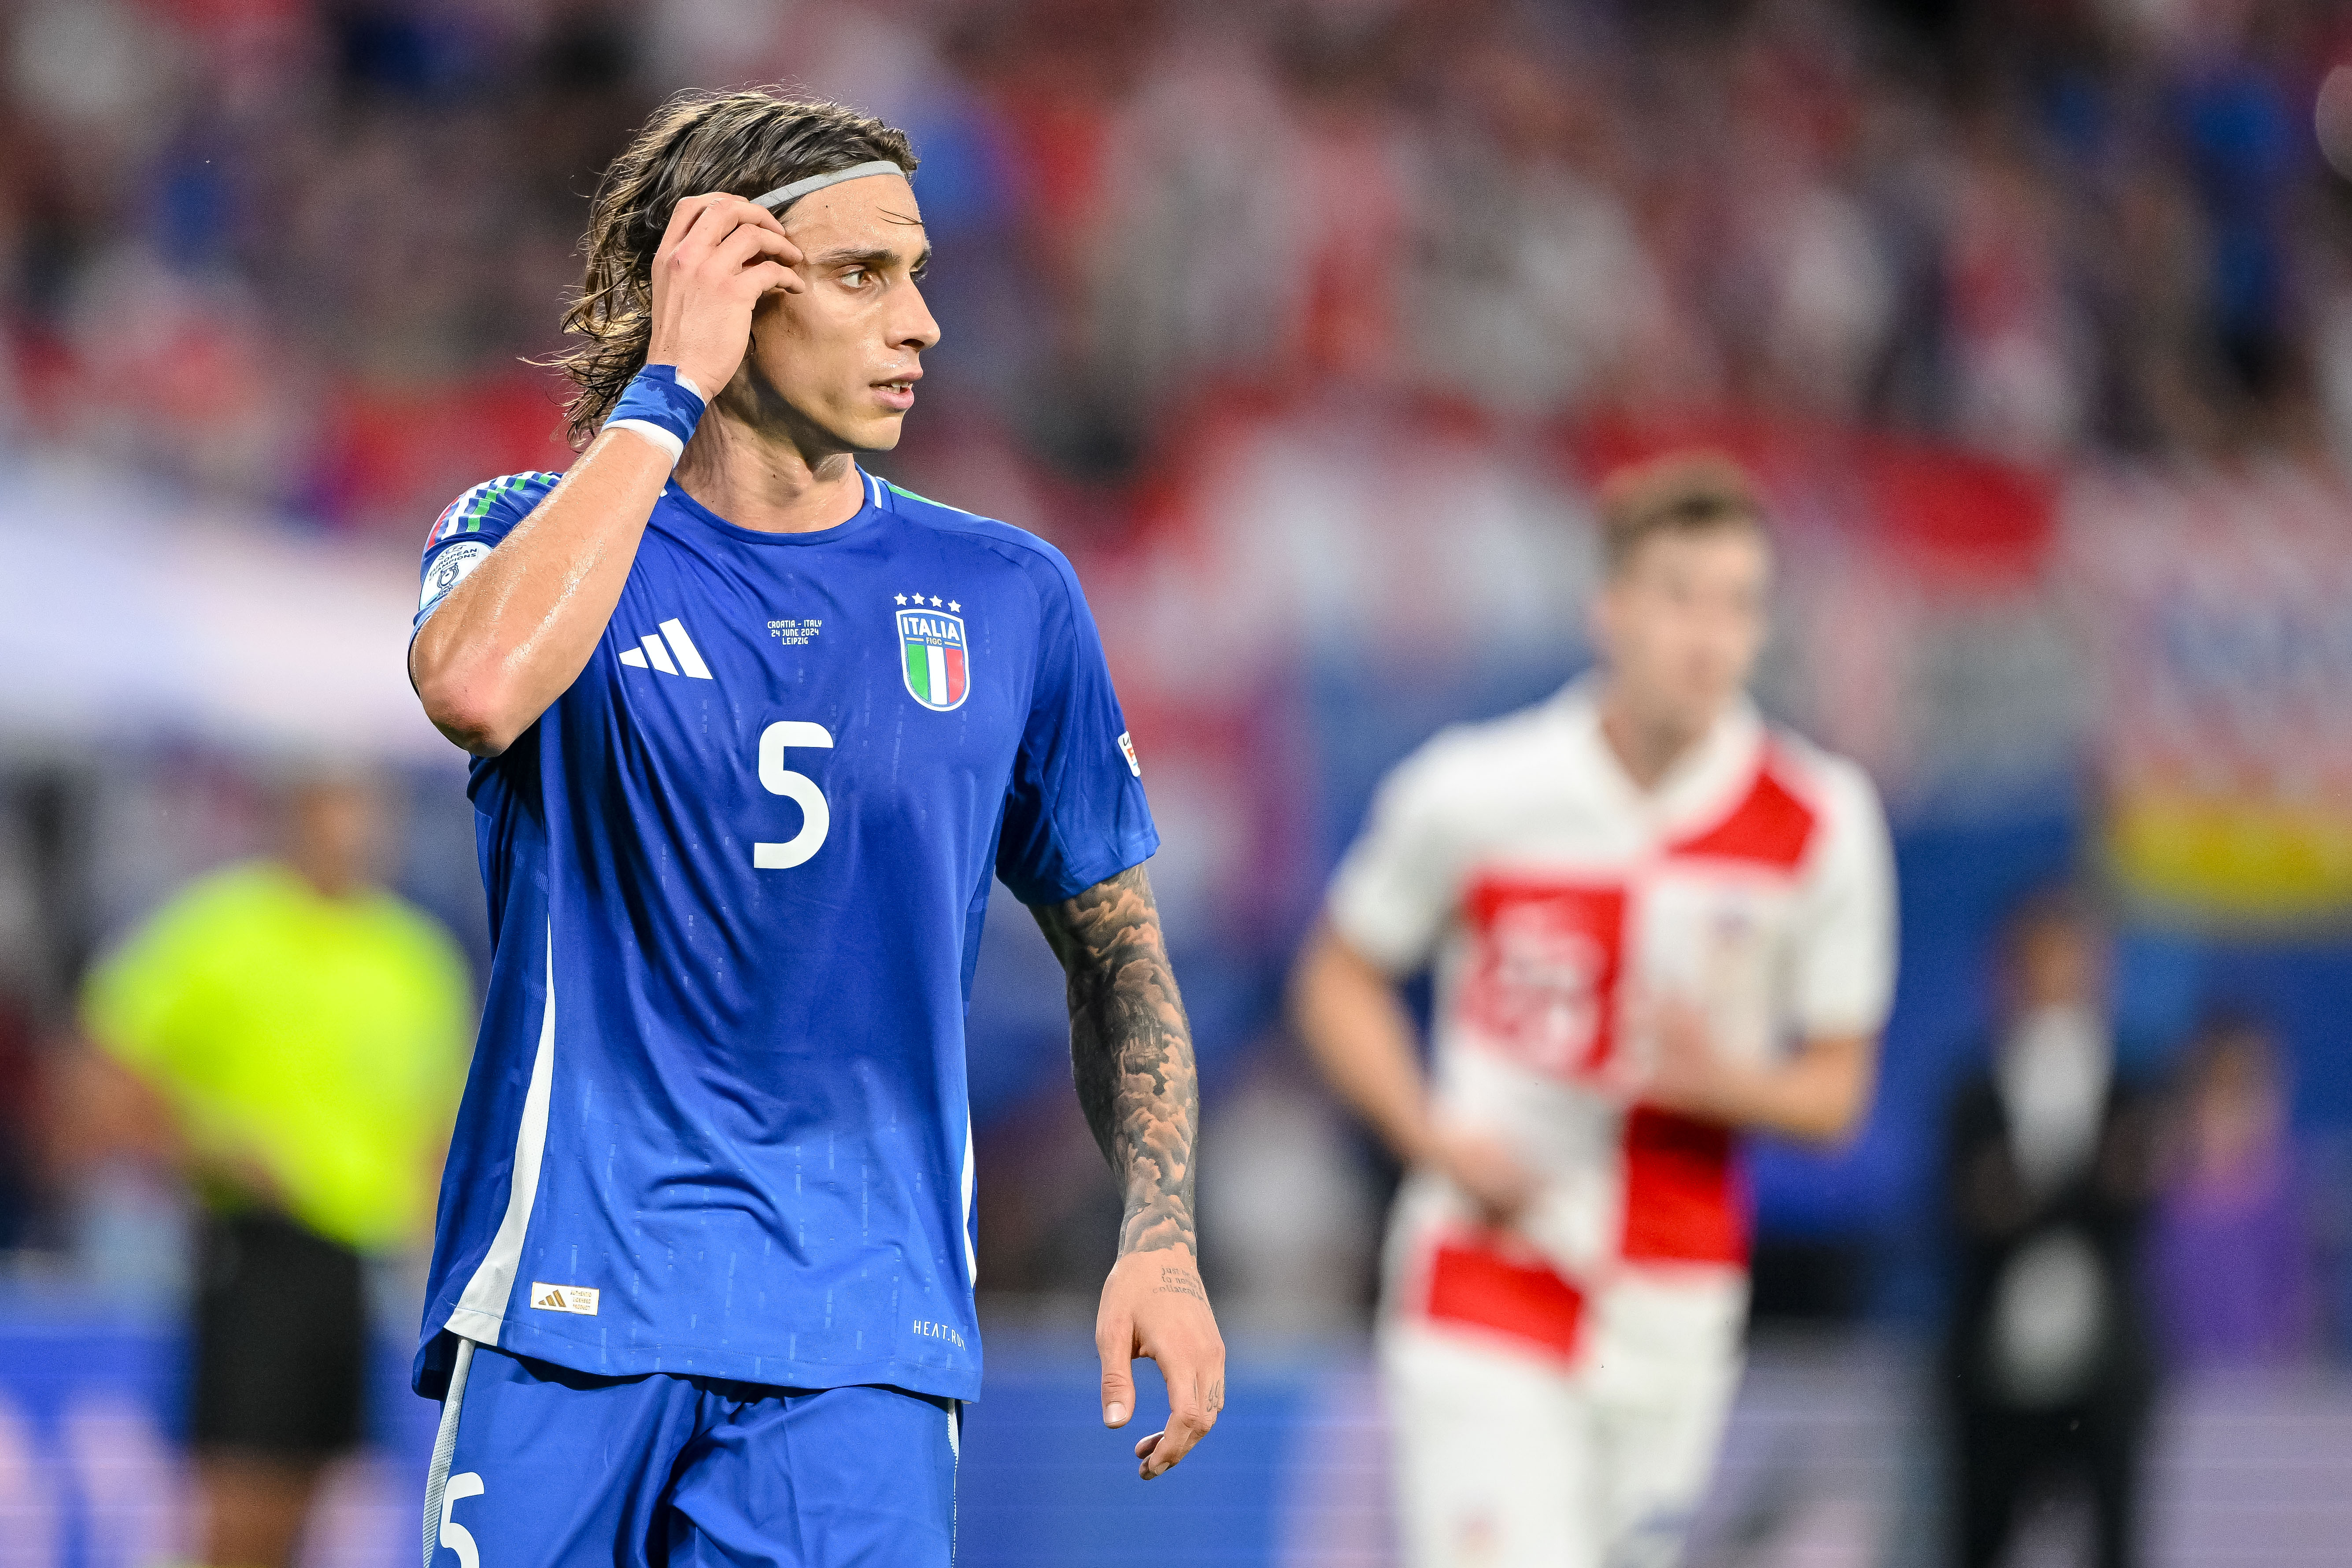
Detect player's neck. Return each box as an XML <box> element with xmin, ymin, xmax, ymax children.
<box><xmin>1595</xmin><ymin>686</ymin><xmax>1713</xmax><ymax>793</ymax></box>
<box><xmin>674</xmin><ymin>411</ymin><xmax>867</xmax><ymax>534</ymax></box>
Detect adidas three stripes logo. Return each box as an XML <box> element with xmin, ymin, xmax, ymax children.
<box><xmin>618</xmin><ymin>618</ymin><xmax>714</xmax><ymax>679</ymax></box>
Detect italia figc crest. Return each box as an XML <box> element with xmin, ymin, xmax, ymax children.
<box><xmin>897</xmin><ymin>606</ymin><xmax>970</xmax><ymax>711</ymax></box>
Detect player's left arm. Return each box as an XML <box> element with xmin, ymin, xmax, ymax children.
<box><xmin>1644</xmin><ymin>762</ymin><xmax>1897</xmax><ymax>1148</ymax></box>
<box><xmin>1031</xmin><ymin>862</ymin><xmax>1225</xmax><ymax>1481</ymax></box>
<box><xmin>1645</xmin><ymin>1012</ymin><xmax>1879</xmax><ymax>1145</ymax></box>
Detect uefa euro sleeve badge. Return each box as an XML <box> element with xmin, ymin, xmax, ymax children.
<box><xmin>896</xmin><ymin>602</ymin><xmax>970</xmax><ymax>711</ymax></box>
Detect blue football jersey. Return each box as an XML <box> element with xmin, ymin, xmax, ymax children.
<box><xmin>409</xmin><ymin>468</ymin><xmax>1157</xmax><ymax>1402</ymax></box>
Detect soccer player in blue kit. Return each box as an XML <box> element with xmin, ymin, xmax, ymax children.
<box><xmin>406</xmin><ymin>91</ymin><xmax>1224</xmax><ymax>1563</ymax></box>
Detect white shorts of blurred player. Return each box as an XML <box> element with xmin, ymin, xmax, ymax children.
<box><xmin>1380</xmin><ymin>1268</ymin><xmax>1748</xmax><ymax>1568</ymax></box>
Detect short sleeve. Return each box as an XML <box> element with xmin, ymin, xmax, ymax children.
<box><xmin>995</xmin><ymin>549</ymin><xmax>1159</xmax><ymax>905</ymax></box>
<box><xmin>1325</xmin><ymin>742</ymin><xmax>1463</xmax><ymax>976</ymax></box>
<box><xmin>413</xmin><ymin>472</ymin><xmax>561</xmax><ymax>633</ymax></box>
<box><xmin>1788</xmin><ymin>762</ymin><xmax>1898</xmax><ymax>1039</ymax></box>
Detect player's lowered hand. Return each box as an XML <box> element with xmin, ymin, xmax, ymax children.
<box><xmin>1639</xmin><ymin>997</ymin><xmax>1736</xmax><ymax>1121</ymax></box>
<box><xmin>1096</xmin><ymin>1250</ymin><xmax>1224</xmax><ymax>1480</ymax></box>
<box><xmin>645</xmin><ymin>192</ymin><xmax>802</xmax><ymax>400</ymax></box>
<box><xmin>1433</xmin><ymin>1127</ymin><xmax>1542</xmax><ymax>1227</ymax></box>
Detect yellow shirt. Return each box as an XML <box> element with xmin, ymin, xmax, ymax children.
<box><xmin>81</xmin><ymin>861</ymin><xmax>474</xmax><ymax>1253</ymax></box>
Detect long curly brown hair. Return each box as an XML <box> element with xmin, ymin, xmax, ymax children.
<box><xmin>550</xmin><ymin>89</ymin><xmax>917</xmax><ymax>448</ymax></box>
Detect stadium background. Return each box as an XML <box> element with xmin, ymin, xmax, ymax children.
<box><xmin>2</xmin><ymin>0</ymin><xmax>2352</xmax><ymax>1561</ymax></box>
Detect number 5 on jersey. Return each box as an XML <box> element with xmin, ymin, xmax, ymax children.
<box><xmin>755</xmin><ymin>722</ymin><xmax>832</xmax><ymax>869</ymax></box>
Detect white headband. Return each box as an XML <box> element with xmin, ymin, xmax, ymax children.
<box><xmin>750</xmin><ymin>160</ymin><xmax>908</xmax><ymax>214</ymax></box>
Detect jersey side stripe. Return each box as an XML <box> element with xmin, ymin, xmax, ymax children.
<box><xmin>447</xmin><ymin>925</ymin><xmax>559</xmax><ymax>1343</ymax></box>
<box><xmin>960</xmin><ymin>1120</ymin><xmax>978</xmax><ymax>1285</ymax></box>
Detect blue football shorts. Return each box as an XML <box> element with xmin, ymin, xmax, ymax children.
<box><xmin>422</xmin><ymin>1339</ymin><xmax>958</xmax><ymax>1568</ymax></box>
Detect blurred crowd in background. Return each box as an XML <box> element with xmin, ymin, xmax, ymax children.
<box><xmin>9</xmin><ymin>0</ymin><xmax>2352</xmax><ymax>525</ymax></box>
<box><xmin>3</xmin><ymin>0</ymin><xmax>2352</xmax><ymax>1560</ymax></box>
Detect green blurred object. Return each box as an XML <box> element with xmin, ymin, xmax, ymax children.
<box><xmin>80</xmin><ymin>861</ymin><xmax>472</xmax><ymax>1253</ymax></box>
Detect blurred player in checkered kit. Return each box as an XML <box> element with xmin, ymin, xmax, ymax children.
<box><xmin>1294</xmin><ymin>454</ymin><xmax>1897</xmax><ymax>1568</ymax></box>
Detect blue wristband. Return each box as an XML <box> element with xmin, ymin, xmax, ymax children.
<box><xmin>606</xmin><ymin>364</ymin><xmax>708</xmax><ymax>462</ymax></box>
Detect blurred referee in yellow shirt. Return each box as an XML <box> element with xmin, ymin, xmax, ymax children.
<box><xmin>76</xmin><ymin>774</ymin><xmax>472</xmax><ymax>1568</ymax></box>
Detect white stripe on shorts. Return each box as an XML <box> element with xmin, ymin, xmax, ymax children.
<box><xmin>422</xmin><ymin>1338</ymin><xmax>478</xmax><ymax>1568</ymax></box>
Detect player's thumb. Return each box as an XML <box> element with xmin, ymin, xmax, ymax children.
<box><xmin>1097</xmin><ymin>1316</ymin><xmax>1136</xmax><ymax>1427</ymax></box>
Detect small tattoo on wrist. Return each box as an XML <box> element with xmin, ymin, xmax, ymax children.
<box><xmin>1155</xmin><ymin>1264</ymin><xmax>1207</xmax><ymax>1302</ymax></box>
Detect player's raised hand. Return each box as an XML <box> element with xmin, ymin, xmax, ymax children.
<box><xmin>1096</xmin><ymin>1250</ymin><xmax>1224</xmax><ymax>1480</ymax></box>
<box><xmin>1637</xmin><ymin>995</ymin><xmax>1737</xmax><ymax>1121</ymax></box>
<box><xmin>645</xmin><ymin>192</ymin><xmax>802</xmax><ymax>399</ymax></box>
<box><xmin>1638</xmin><ymin>994</ymin><xmax>1877</xmax><ymax>1144</ymax></box>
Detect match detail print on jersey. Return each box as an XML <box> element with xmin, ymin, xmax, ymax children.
<box><xmin>898</xmin><ymin>605</ymin><xmax>970</xmax><ymax>711</ymax></box>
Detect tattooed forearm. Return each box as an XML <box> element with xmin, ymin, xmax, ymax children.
<box><xmin>1032</xmin><ymin>864</ymin><xmax>1199</xmax><ymax>1257</ymax></box>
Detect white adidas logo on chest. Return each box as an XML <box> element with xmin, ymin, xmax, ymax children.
<box><xmin>618</xmin><ymin>618</ymin><xmax>714</xmax><ymax>679</ymax></box>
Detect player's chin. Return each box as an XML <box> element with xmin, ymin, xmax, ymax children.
<box><xmin>1663</xmin><ymin>677</ymin><xmax>1735</xmax><ymax>730</ymax></box>
<box><xmin>839</xmin><ymin>407</ymin><xmax>911</xmax><ymax>452</ymax></box>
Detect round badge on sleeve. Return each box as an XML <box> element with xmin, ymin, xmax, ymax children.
<box><xmin>420</xmin><ymin>540</ymin><xmax>493</xmax><ymax>614</ymax></box>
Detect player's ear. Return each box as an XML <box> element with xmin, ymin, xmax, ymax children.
<box><xmin>730</xmin><ymin>303</ymin><xmax>787</xmax><ymax>391</ymax></box>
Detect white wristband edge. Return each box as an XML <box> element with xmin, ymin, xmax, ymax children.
<box><xmin>610</xmin><ymin>418</ymin><xmax>685</xmax><ymax>465</ymax></box>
